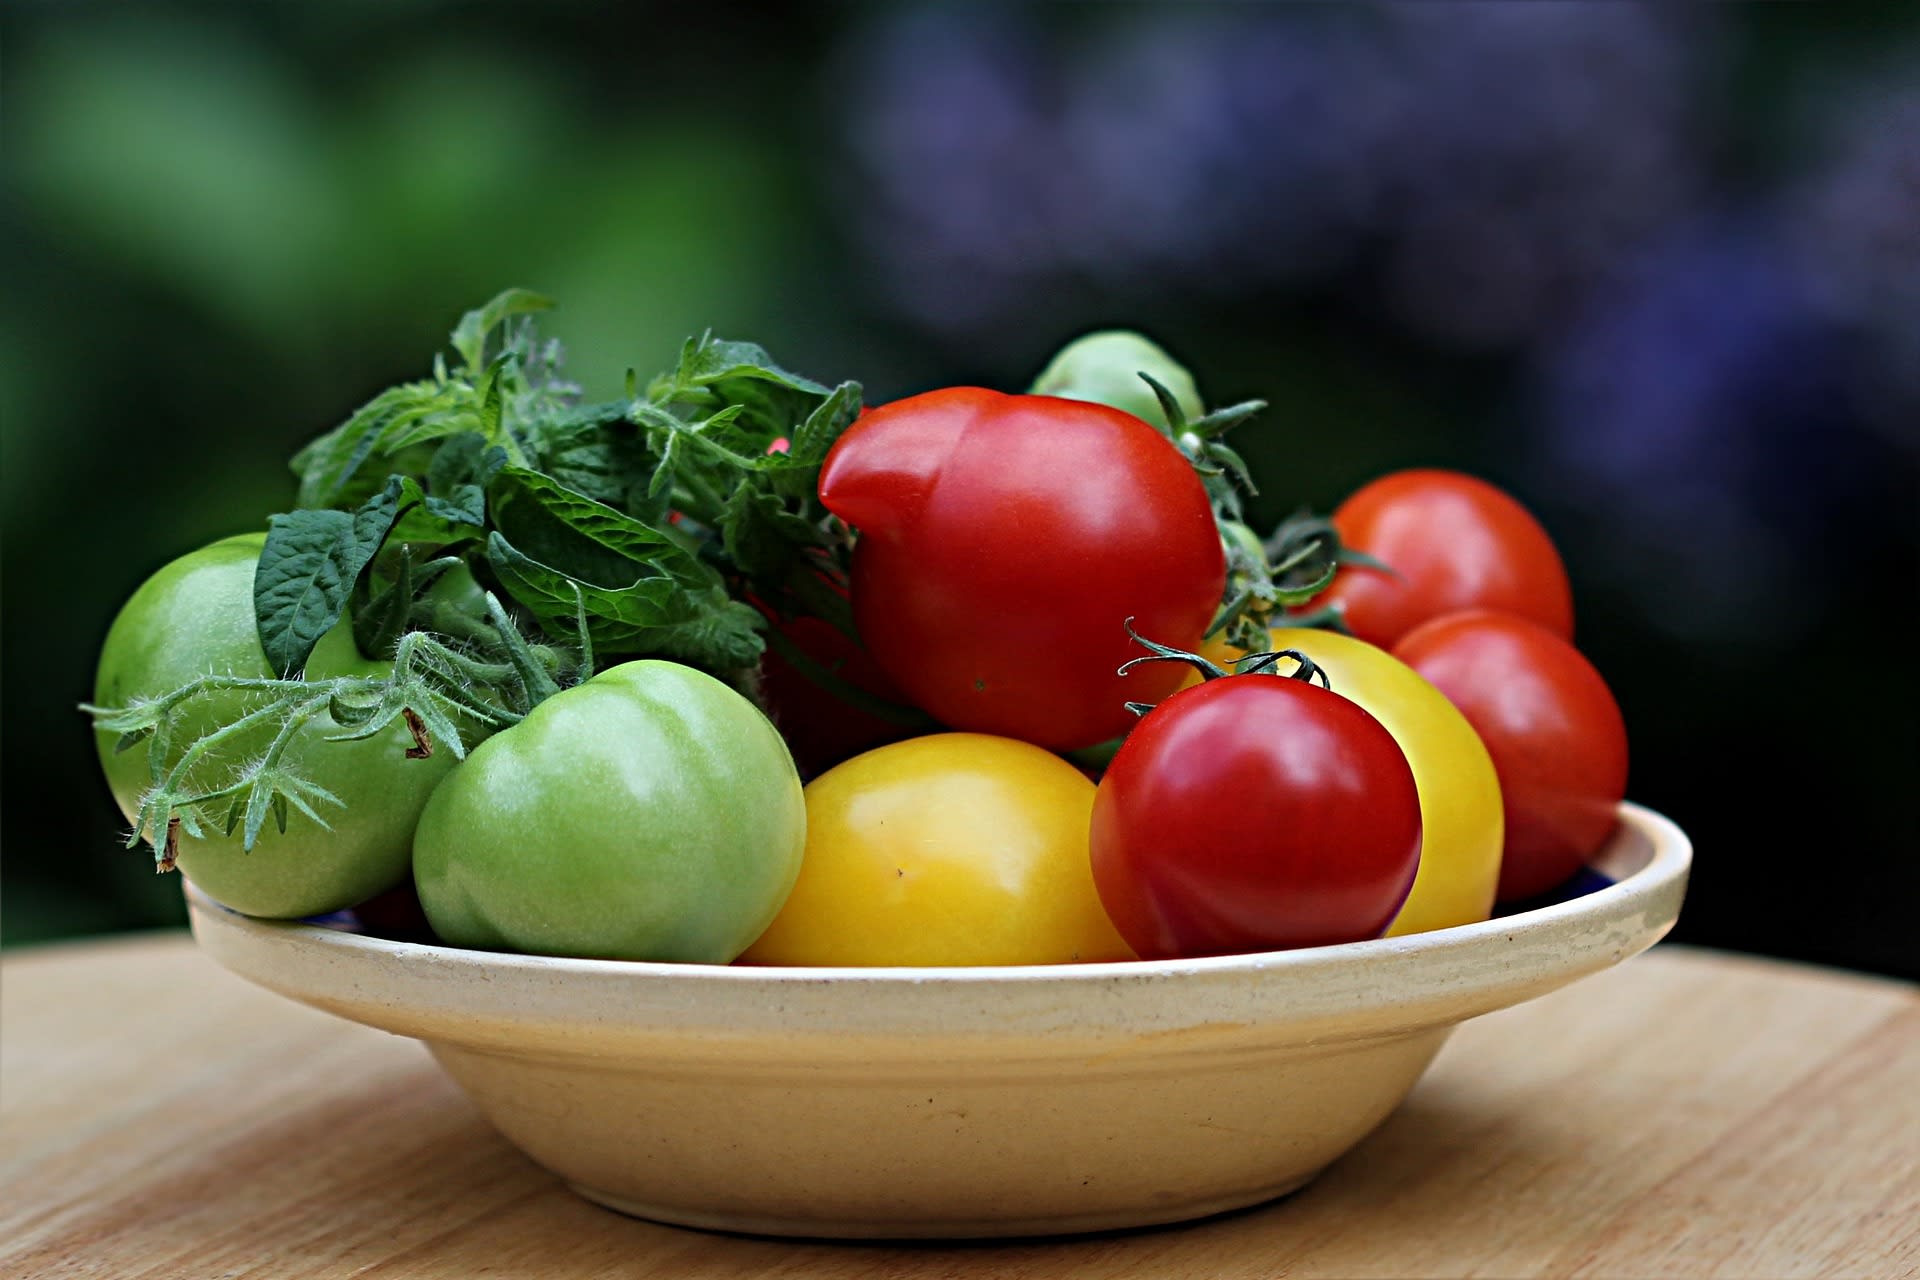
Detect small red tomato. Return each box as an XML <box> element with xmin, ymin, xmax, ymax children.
<box><xmin>1394</xmin><ymin>610</ymin><xmax>1628</xmax><ymax>902</ymax></box>
<box><xmin>1317</xmin><ymin>469</ymin><xmax>1574</xmax><ymax>649</ymax></box>
<box><xmin>1090</xmin><ymin>669</ymin><xmax>1424</xmax><ymax>959</ymax></box>
<box><xmin>818</xmin><ymin>388</ymin><xmax>1225</xmax><ymax>752</ymax></box>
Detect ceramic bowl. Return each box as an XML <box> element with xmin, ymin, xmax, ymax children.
<box><xmin>186</xmin><ymin>801</ymin><xmax>1689</xmax><ymax>1240</ymax></box>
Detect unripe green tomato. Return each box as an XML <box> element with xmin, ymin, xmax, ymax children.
<box><xmin>1029</xmin><ymin>330</ymin><xmax>1205</xmax><ymax>433</ymax></box>
<box><xmin>93</xmin><ymin>533</ymin><xmax>463</xmax><ymax>918</ymax></box>
<box><xmin>411</xmin><ymin>660</ymin><xmax>807</xmax><ymax>963</ymax></box>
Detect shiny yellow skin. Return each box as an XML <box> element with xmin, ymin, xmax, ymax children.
<box><xmin>1191</xmin><ymin>628</ymin><xmax>1503</xmax><ymax>936</ymax></box>
<box><xmin>740</xmin><ymin>733</ymin><xmax>1135</xmax><ymax>966</ymax></box>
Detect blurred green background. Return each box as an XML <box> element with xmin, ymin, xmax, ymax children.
<box><xmin>4</xmin><ymin>2</ymin><xmax>1916</xmax><ymax>978</ymax></box>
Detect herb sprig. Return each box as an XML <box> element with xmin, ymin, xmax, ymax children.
<box><xmin>88</xmin><ymin>289</ymin><xmax>866</xmax><ymax>863</ymax></box>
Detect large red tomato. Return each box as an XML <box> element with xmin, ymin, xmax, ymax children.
<box><xmin>1317</xmin><ymin>469</ymin><xmax>1574</xmax><ymax>649</ymax></box>
<box><xmin>817</xmin><ymin>388</ymin><xmax>1225</xmax><ymax>751</ymax></box>
<box><xmin>1090</xmin><ymin>667</ymin><xmax>1424</xmax><ymax>959</ymax></box>
<box><xmin>1394</xmin><ymin>610</ymin><xmax>1628</xmax><ymax>902</ymax></box>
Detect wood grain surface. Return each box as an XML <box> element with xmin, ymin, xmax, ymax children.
<box><xmin>2</xmin><ymin>934</ymin><xmax>1914</xmax><ymax>1279</ymax></box>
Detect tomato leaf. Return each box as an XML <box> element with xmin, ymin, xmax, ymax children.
<box><xmin>718</xmin><ymin>485</ymin><xmax>827</xmax><ymax>579</ymax></box>
<box><xmin>425</xmin><ymin>432</ymin><xmax>509</xmax><ymax>493</ymax></box>
<box><xmin>767</xmin><ymin>381</ymin><xmax>862</xmax><ymax>500</ymax></box>
<box><xmin>274</xmin><ymin>299</ymin><xmax>863</xmax><ymax>685</ymax></box>
<box><xmin>487</xmin><ymin>532</ymin><xmax>763</xmax><ymax>670</ymax></box>
<box><xmin>659</xmin><ymin>333</ymin><xmax>832</xmax><ymax>436</ymax></box>
<box><xmin>377</xmin><ymin>390</ymin><xmax>487</xmax><ymax>455</ymax></box>
<box><xmin>522</xmin><ymin>403</ymin><xmax>661</xmax><ymax>515</ymax></box>
<box><xmin>423</xmin><ymin>485</ymin><xmax>486</xmax><ymax>529</ymax></box>
<box><xmin>256</xmin><ymin>476</ymin><xmax>410</xmax><ymax>676</ymax></box>
<box><xmin>488</xmin><ymin>466</ymin><xmax>708</xmax><ymax>586</ymax></box>
<box><xmin>450</xmin><ymin>287</ymin><xmax>555</xmax><ymax>376</ymax></box>
<box><xmin>291</xmin><ymin>381</ymin><xmax>438</xmax><ymax>509</ymax></box>
<box><xmin>484</xmin><ymin>467</ymin><xmax>764</xmax><ymax>668</ymax></box>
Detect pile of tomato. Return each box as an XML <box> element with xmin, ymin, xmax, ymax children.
<box><xmin>745</xmin><ymin>404</ymin><xmax>1628</xmax><ymax>965</ymax></box>
<box><xmin>91</xmin><ymin>334</ymin><xmax>1628</xmax><ymax>968</ymax></box>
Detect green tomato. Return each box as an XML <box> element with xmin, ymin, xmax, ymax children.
<box><xmin>412</xmin><ymin>660</ymin><xmax>807</xmax><ymax>963</ymax></box>
<box><xmin>93</xmin><ymin>533</ymin><xmax>463</xmax><ymax>919</ymax></box>
<box><xmin>1029</xmin><ymin>330</ymin><xmax>1206</xmax><ymax>433</ymax></box>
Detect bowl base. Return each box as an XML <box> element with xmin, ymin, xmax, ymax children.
<box><xmin>565</xmin><ymin>1171</ymin><xmax>1323</xmax><ymax>1240</ymax></box>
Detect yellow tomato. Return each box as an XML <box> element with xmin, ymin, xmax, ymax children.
<box><xmin>1191</xmin><ymin>628</ymin><xmax>1503</xmax><ymax>935</ymax></box>
<box><xmin>740</xmin><ymin>733</ymin><xmax>1134</xmax><ymax>966</ymax></box>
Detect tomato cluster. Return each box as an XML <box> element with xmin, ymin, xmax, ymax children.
<box><xmin>748</xmin><ymin>392</ymin><xmax>1627</xmax><ymax>964</ymax></box>
<box><xmin>89</xmin><ymin>314</ymin><xmax>1630</xmax><ymax>969</ymax></box>
<box><xmin>1318</xmin><ymin>471</ymin><xmax>1630</xmax><ymax>905</ymax></box>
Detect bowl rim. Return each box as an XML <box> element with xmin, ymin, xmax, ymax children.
<box><xmin>186</xmin><ymin>801</ymin><xmax>1688</xmax><ymax>988</ymax></box>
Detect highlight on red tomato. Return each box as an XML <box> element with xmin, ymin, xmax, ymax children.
<box><xmin>817</xmin><ymin>387</ymin><xmax>1225</xmax><ymax>752</ymax></box>
<box><xmin>1090</xmin><ymin>641</ymin><xmax>1424</xmax><ymax>959</ymax></box>
<box><xmin>1393</xmin><ymin>610</ymin><xmax>1628</xmax><ymax>903</ymax></box>
<box><xmin>1316</xmin><ymin>468</ymin><xmax>1574</xmax><ymax>649</ymax></box>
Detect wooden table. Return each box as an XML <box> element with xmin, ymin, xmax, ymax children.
<box><xmin>2</xmin><ymin>935</ymin><xmax>1914</xmax><ymax>1279</ymax></box>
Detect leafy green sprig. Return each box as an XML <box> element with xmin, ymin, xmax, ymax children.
<box><xmin>85</xmin><ymin>289</ymin><xmax>868</xmax><ymax>863</ymax></box>
<box><xmin>261</xmin><ymin>289</ymin><xmax>863</xmax><ymax>682</ymax></box>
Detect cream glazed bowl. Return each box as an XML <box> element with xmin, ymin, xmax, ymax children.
<box><xmin>186</xmin><ymin>801</ymin><xmax>1690</xmax><ymax>1240</ymax></box>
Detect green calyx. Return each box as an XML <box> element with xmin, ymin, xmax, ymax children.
<box><xmin>1025</xmin><ymin>331</ymin><xmax>1368</xmax><ymax>653</ymax></box>
<box><xmin>1115</xmin><ymin>617</ymin><xmax>1331</xmax><ymax>718</ymax></box>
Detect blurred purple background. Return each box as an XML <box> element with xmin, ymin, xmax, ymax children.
<box><xmin>4</xmin><ymin>2</ymin><xmax>1916</xmax><ymax>977</ymax></box>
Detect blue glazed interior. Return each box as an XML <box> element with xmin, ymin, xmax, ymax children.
<box><xmin>1493</xmin><ymin>866</ymin><xmax>1617</xmax><ymax>917</ymax></box>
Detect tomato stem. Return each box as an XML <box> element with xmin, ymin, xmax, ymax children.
<box><xmin>777</xmin><ymin>559</ymin><xmax>860</xmax><ymax>646</ymax></box>
<box><xmin>1116</xmin><ymin>617</ymin><xmax>1230</xmax><ymax>682</ymax></box>
<box><xmin>761</xmin><ymin>624</ymin><xmax>940</xmax><ymax>731</ymax></box>
<box><xmin>1116</xmin><ymin>619</ymin><xmax>1335</xmax><ymax>718</ymax></box>
<box><xmin>483</xmin><ymin>592</ymin><xmax>562</xmax><ymax>708</ymax></box>
<box><xmin>1235</xmin><ymin>648</ymin><xmax>1332</xmax><ymax>690</ymax></box>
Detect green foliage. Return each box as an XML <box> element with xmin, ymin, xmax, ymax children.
<box><xmin>483</xmin><ymin>468</ymin><xmax>763</xmax><ymax>669</ymax></box>
<box><xmin>279</xmin><ymin>289</ymin><xmax>864</xmax><ymax>674</ymax></box>
<box><xmin>82</xmin><ymin>290</ymin><xmax>865</xmax><ymax>864</ymax></box>
<box><xmin>257</xmin><ymin>477</ymin><xmax>409</xmax><ymax>677</ymax></box>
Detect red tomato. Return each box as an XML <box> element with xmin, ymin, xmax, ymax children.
<box><xmin>1317</xmin><ymin>469</ymin><xmax>1574</xmax><ymax>649</ymax></box>
<box><xmin>1393</xmin><ymin>610</ymin><xmax>1628</xmax><ymax>902</ymax></box>
<box><xmin>817</xmin><ymin>388</ymin><xmax>1225</xmax><ymax>751</ymax></box>
<box><xmin>758</xmin><ymin>609</ymin><xmax>917</xmax><ymax>778</ymax></box>
<box><xmin>1090</xmin><ymin>670</ymin><xmax>1424</xmax><ymax>958</ymax></box>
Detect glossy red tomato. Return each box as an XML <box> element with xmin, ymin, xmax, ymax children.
<box><xmin>1317</xmin><ymin>469</ymin><xmax>1574</xmax><ymax>649</ymax></box>
<box><xmin>1090</xmin><ymin>669</ymin><xmax>1424</xmax><ymax>958</ymax></box>
<box><xmin>818</xmin><ymin>388</ymin><xmax>1225</xmax><ymax>751</ymax></box>
<box><xmin>1394</xmin><ymin>610</ymin><xmax>1628</xmax><ymax>902</ymax></box>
